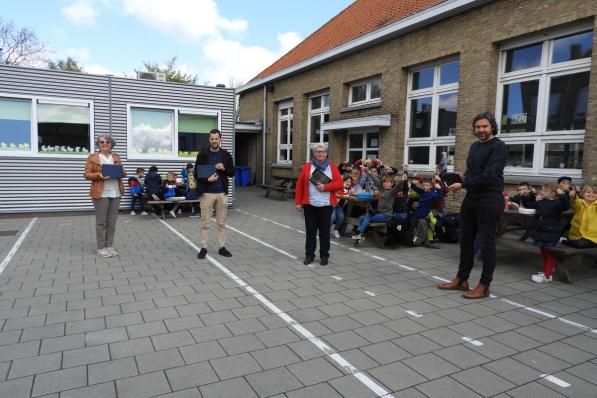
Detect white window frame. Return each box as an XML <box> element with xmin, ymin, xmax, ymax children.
<box><xmin>496</xmin><ymin>24</ymin><xmax>592</xmax><ymax>177</ymax></box>
<box><xmin>346</xmin><ymin>129</ymin><xmax>379</xmax><ymax>162</ymax></box>
<box><xmin>277</xmin><ymin>100</ymin><xmax>293</xmax><ymax>164</ymax></box>
<box><xmin>306</xmin><ymin>92</ymin><xmax>329</xmax><ymax>159</ymax></box>
<box><xmin>404</xmin><ymin>59</ymin><xmax>459</xmax><ymax>171</ymax></box>
<box><xmin>126</xmin><ymin>103</ymin><xmax>221</xmax><ymax>160</ymax></box>
<box><xmin>0</xmin><ymin>93</ymin><xmax>94</xmax><ymax>158</ymax></box>
<box><xmin>348</xmin><ymin>77</ymin><xmax>381</xmax><ymax>106</ymax></box>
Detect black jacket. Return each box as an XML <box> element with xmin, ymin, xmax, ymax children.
<box><xmin>525</xmin><ymin>194</ymin><xmax>570</xmax><ymax>244</ymax></box>
<box><xmin>511</xmin><ymin>192</ymin><xmax>537</xmax><ymax>207</ymax></box>
<box><xmin>462</xmin><ymin>137</ymin><xmax>507</xmax><ymax>196</ymax></box>
<box><xmin>144</xmin><ymin>171</ymin><xmax>163</xmax><ymax>196</ymax></box>
<box><xmin>194</xmin><ymin>147</ymin><xmax>235</xmax><ymax>195</ymax></box>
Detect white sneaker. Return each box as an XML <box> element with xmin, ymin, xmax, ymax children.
<box><xmin>177</xmin><ymin>208</ymin><xmax>182</xmax><ymax>214</ymax></box>
<box><xmin>97</xmin><ymin>248</ymin><xmax>111</xmax><ymax>258</ymax></box>
<box><xmin>333</xmin><ymin>230</ymin><xmax>341</xmax><ymax>239</ymax></box>
<box><xmin>105</xmin><ymin>247</ymin><xmax>119</xmax><ymax>257</ymax></box>
<box><xmin>531</xmin><ymin>272</ymin><xmax>552</xmax><ymax>283</ymax></box>
<box><xmin>140</xmin><ymin>211</ymin><xmax>148</xmax><ymax>216</ymax></box>
<box><xmin>351</xmin><ymin>233</ymin><xmax>362</xmax><ymax>240</ymax></box>
<box><xmin>130</xmin><ymin>210</ymin><xmax>136</xmax><ymax>216</ymax></box>
<box><xmin>189</xmin><ymin>214</ymin><xmax>199</xmax><ymax>218</ymax></box>
<box><xmin>169</xmin><ymin>210</ymin><xmax>176</xmax><ymax>218</ymax></box>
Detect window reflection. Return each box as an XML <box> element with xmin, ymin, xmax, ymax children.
<box><xmin>501</xmin><ymin>80</ymin><xmax>539</xmax><ymax>133</ymax></box>
<box><xmin>547</xmin><ymin>72</ymin><xmax>589</xmax><ymax>131</ymax></box>
<box><xmin>410</xmin><ymin>97</ymin><xmax>432</xmax><ymax>137</ymax></box>
<box><xmin>544</xmin><ymin>143</ymin><xmax>583</xmax><ymax>169</ymax></box>
<box><xmin>506</xmin><ymin>144</ymin><xmax>534</xmax><ymax>168</ymax></box>
<box><xmin>437</xmin><ymin>93</ymin><xmax>457</xmax><ymax>136</ymax></box>
<box><xmin>412</xmin><ymin>67</ymin><xmax>434</xmax><ymax>90</ymax></box>
<box><xmin>505</xmin><ymin>43</ymin><xmax>542</xmax><ymax>72</ymax></box>
<box><xmin>552</xmin><ymin>31</ymin><xmax>593</xmax><ymax>64</ymax></box>
<box><xmin>408</xmin><ymin>146</ymin><xmax>430</xmax><ymax>164</ymax></box>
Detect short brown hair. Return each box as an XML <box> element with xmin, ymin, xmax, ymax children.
<box><xmin>209</xmin><ymin>129</ymin><xmax>222</xmax><ymax>137</ymax></box>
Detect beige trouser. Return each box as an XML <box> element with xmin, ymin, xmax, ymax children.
<box><xmin>200</xmin><ymin>193</ymin><xmax>228</xmax><ymax>249</ymax></box>
<box><xmin>92</xmin><ymin>197</ymin><xmax>121</xmax><ymax>249</ymax></box>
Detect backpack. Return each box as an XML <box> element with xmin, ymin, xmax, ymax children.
<box><xmin>435</xmin><ymin>213</ymin><xmax>460</xmax><ymax>243</ymax></box>
<box><xmin>128</xmin><ymin>177</ymin><xmax>143</xmax><ymax>195</ymax></box>
<box><xmin>407</xmin><ymin>218</ymin><xmax>429</xmax><ymax>247</ymax></box>
<box><xmin>387</xmin><ymin>212</ymin><xmax>418</xmax><ymax>245</ymax></box>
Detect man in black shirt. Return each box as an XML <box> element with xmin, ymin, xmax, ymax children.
<box><xmin>438</xmin><ymin>112</ymin><xmax>507</xmax><ymax>299</ymax></box>
<box><xmin>195</xmin><ymin>129</ymin><xmax>235</xmax><ymax>259</ymax></box>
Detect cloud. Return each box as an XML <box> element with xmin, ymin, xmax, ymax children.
<box><xmin>62</xmin><ymin>0</ymin><xmax>99</xmax><ymax>25</ymax></box>
<box><xmin>122</xmin><ymin>0</ymin><xmax>247</xmax><ymax>41</ymax></box>
<box><xmin>277</xmin><ymin>32</ymin><xmax>301</xmax><ymax>54</ymax></box>
<box><xmin>84</xmin><ymin>64</ymin><xmax>127</xmax><ymax>76</ymax></box>
<box><xmin>66</xmin><ymin>48</ymin><xmax>91</xmax><ymax>61</ymax></box>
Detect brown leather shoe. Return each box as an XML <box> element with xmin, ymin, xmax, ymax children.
<box><xmin>437</xmin><ymin>277</ymin><xmax>469</xmax><ymax>291</ymax></box>
<box><xmin>462</xmin><ymin>283</ymin><xmax>489</xmax><ymax>299</ymax></box>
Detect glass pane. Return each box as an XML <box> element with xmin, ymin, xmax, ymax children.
<box><xmin>370</xmin><ymin>79</ymin><xmax>381</xmax><ymax>99</ymax></box>
<box><xmin>279</xmin><ymin>149</ymin><xmax>287</xmax><ymax>162</ymax></box>
<box><xmin>289</xmin><ymin>119</ymin><xmax>293</xmax><ymax>143</ymax></box>
<box><xmin>131</xmin><ymin>109</ymin><xmax>173</xmax><ymax>155</ymax></box>
<box><xmin>366</xmin><ymin>133</ymin><xmax>379</xmax><ymax>149</ymax></box>
<box><xmin>440</xmin><ymin>61</ymin><xmax>459</xmax><ymax>85</ymax></box>
<box><xmin>322</xmin><ymin>94</ymin><xmax>330</xmax><ymax>108</ymax></box>
<box><xmin>178</xmin><ymin>114</ymin><xmax>217</xmax><ymax>157</ymax></box>
<box><xmin>412</xmin><ymin>67</ymin><xmax>434</xmax><ymax>90</ymax></box>
<box><xmin>501</xmin><ymin>80</ymin><xmax>539</xmax><ymax>133</ymax></box>
<box><xmin>506</xmin><ymin>144</ymin><xmax>534</xmax><ymax>168</ymax></box>
<box><xmin>408</xmin><ymin>146</ymin><xmax>430</xmax><ymax>165</ymax></box>
<box><xmin>310</xmin><ymin>115</ymin><xmax>321</xmax><ymax>143</ymax></box>
<box><xmin>351</xmin><ymin>84</ymin><xmax>367</xmax><ymax>103</ymax></box>
<box><xmin>279</xmin><ymin>120</ymin><xmax>288</xmax><ymax>145</ymax></box>
<box><xmin>0</xmin><ymin>98</ymin><xmax>32</xmax><ymax>151</ymax></box>
<box><xmin>38</xmin><ymin>103</ymin><xmax>90</xmax><ymax>154</ymax></box>
<box><xmin>436</xmin><ymin>145</ymin><xmax>455</xmax><ymax>166</ymax></box>
<box><xmin>505</xmin><ymin>43</ymin><xmax>542</xmax><ymax>72</ymax></box>
<box><xmin>410</xmin><ymin>97</ymin><xmax>432</xmax><ymax>138</ymax></box>
<box><xmin>349</xmin><ymin>134</ymin><xmax>362</xmax><ymax>149</ymax></box>
<box><xmin>544</xmin><ymin>143</ymin><xmax>583</xmax><ymax>169</ymax></box>
<box><xmin>437</xmin><ymin>93</ymin><xmax>458</xmax><ymax>137</ymax></box>
<box><xmin>288</xmin><ymin>149</ymin><xmax>292</xmax><ymax>161</ymax></box>
<box><xmin>552</xmin><ymin>31</ymin><xmax>593</xmax><ymax>64</ymax></box>
<box><xmin>547</xmin><ymin>72</ymin><xmax>589</xmax><ymax>131</ymax></box>
<box><xmin>280</xmin><ymin>108</ymin><xmax>288</xmax><ymax>116</ymax></box>
<box><xmin>365</xmin><ymin>150</ymin><xmax>378</xmax><ymax>160</ymax></box>
<box><xmin>311</xmin><ymin>96</ymin><xmax>321</xmax><ymax>110</ymax></box>
<box><xmin>289</xmin><ymin>107</ymin><xmax>293</xmax><ymax>115</ymax></box>
<box><xmin>323</xmin><ymin>132</ymin><xmax>329</xmax><ymax>143</ymax></box>
<box><xmin>348</xmin><ymin>150</ymin><xmax>361</xmax><ymax>164</ymax></box>
<box><xmin>323</xmin><ymin>113</ymin><xmax>329</xmax><ymax>123</ymax></box>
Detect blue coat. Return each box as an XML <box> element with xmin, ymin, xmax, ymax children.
<box><xmin>525</xmin><ymin>194</ymin><xmax>570</xmax><ymax>245</ymax></box>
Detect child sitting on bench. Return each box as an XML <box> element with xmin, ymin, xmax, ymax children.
<box><xmin>564</xmin><ymin>184</ymin><xmax>596</xmax><ymax>249</ymax></box>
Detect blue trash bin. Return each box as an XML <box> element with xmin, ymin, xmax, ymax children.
<box><xmin>240</xmin><ymin>166</ymin><xmax>251</xmax><ymax>186</ymax></box>
<box><xmin>234</xmin><ymin>166</ymin><xmax>242</xmax><ymax>186</ymax></box>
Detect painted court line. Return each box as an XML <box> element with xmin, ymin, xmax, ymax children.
<box><xmin>462</xmin><ymin>336</ymin><xmax>484</xmax><ymax>346</ymax></box>
<box><xmin>331</xmin><ymin>275</ymin><xmax>343</xmax><ymax>281</ymax></box>
<box><xmin>0</xmin><ymin>218</ymin><xmax>37</xmax><ymax>274</ymax></box>
<box><xmin>157</xmin><ymin>217</ymin><xmax>395</xmax><ymax>398</ymax></box>
<box><xmin>364</xmin><ymin>290</ymin><xmax>377</xmax><ymax>297</ymax></box>
<box><xmin>222</xmin><ymin>221</ymin><xmax>298</xmax><ymax>260</ymax></box>
<box><xmin>540</xmin><ymin>374</ymin><xmax>571</xmax><ymax>388</ymax></box>
<box><xmin>405</xmin><ymin>310</ymin><xmax>423</xmax><ymax>318</ymax></box>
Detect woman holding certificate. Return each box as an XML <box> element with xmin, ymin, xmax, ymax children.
<box><xmin>84</xmin><ymin>134</ymin><xmax>126</xmax><ymax>258</ymax></box>
<box><xmin>295</xmin><ymin>145</ymin><xmax>343</xmax><ymax>266</ymax></box>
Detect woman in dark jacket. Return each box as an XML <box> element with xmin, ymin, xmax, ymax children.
<box><xmin>524</xmin><ymin>183</ymin><xmax>570</xmax><ymax>283</ymax></box>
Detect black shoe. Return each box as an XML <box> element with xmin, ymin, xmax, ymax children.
<box><xmin>219</xmin><ymin>247</ymin><xmax>232</xmax><ymax>257</ymax></box>
<box><xmin>303</xmin><ymin>255</ymin><xmax>314</xmax><ymax>265</ymax></box>
<box><xmin>320</xmin><ymin>258</ymin><xmax>328</xmax><ymax>266</ymax></box>
<box><xmin>197</xmin><ymin>248</ymin><xmax>207</xmax><ymax>259</ymax></box>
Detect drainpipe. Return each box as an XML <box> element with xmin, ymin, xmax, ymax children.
<box><xmin>262</xmin><ymin>84</ymin><xmax>267</xmax><ymax>184</ymax></box>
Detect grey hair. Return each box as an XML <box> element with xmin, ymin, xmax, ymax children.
<box><xmin>311</xmin><ymin>144</ymin><xmax>328</xmax><ymax>152</ymax></box>
<box><xmin>95</xmin><ymin>134</ymin><xmax>116</xmax><ymax>150</ymax></box>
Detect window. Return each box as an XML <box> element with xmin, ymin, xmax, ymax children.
<box><xmin>348</xmin><ymin>77</ymin><xmax>381</xmax><ymax>106</ymax></box>
<box><xmin>307</xmin><ymin>93</ymin><xmax>329</xmax><ymax>155</ymax></box>
<box><xmin>347</xmin><ymin>131</ymin><xmax>378</xmax><ymax>164</ymax></box>
<box><xmin>497</xmin><ymin>27</ymin><xmax>592</xmax><ymax>175</ymax></box>
<box><xmin>405</xmin><ymin>60</ymin><xmax>459</xmax><ymax>169</ymax></box>
<box><xmin>0</xmin><ymin>95</ymin><xmax>93</xmax><ymax>156</ymax></box>
<box><xmin>277</xmin><ymin>101</ymin><xmax>293</xmax><ymax>164</ymax></box>
<box><xmin>128</xmin><ymin>105</ymin><xmax>220</xmax><ymax>159</ymax></box>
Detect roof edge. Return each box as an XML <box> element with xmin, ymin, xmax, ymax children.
<box><xmin>236</xmin><ymin>0</ymin><xmax>490</xmax><ymax>94</ymax></box>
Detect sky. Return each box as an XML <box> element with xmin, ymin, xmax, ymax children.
<box><xmin>3</xmin><ymin>0</ymin><xmax>354</xmax><ymax>86</ymax></box>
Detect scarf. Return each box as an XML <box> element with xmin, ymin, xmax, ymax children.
<box><xmin>311</xmin><ymin>158</ymin><xmax>330</xmax><ymax>172</ymax></box>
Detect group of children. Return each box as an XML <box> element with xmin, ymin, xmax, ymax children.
<box><xmin>127</xmin><ymin>163</ymin><xmax>200</xmax><ymax>218</ymax></box>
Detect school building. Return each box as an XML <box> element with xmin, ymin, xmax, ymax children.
<box><xmin>236</xmin><ymin>0</ymin><xmax>597</xmax><ymax>202</ymax></box>
<box><xmin>0</xmin><ymin>65</ymin><xmax>235</xmax><ymax>214</ymax></box>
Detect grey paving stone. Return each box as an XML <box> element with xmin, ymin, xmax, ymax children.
<box><xmin>368</xmin><ymin>360</ymin><xmax>428</xmax><ymax>391</ymax></box>
<box><xmin>539</xmin><ymin>371</ymin><xmax>597</xmax><ymax>398</ymax></box>
<box><xmin>563</xmin><ymin>334</ymin><xmax>597</xmax><ymax>355</ymax></box>
<box><xmin>322</xmin><ymin>330</ymin><xmax>371</xmax><ymax>351</ymax></box>
<box><xmin>360</xmin><ymin>340</ymin><xmax>411</xmax><ymax>364</ymax></box>
<box><xmin>0</xmin><ymin>340</ymin><xmax>40</xmax><ymax>361</ymax></box>
<box><xmin>507</xmin><ymin>381</ymin><xmax>568</xmax><ymax>398</ymax></box>
<box><xmin>482</xmin><ymin>357</ymin><xmax>541</xmax><ymax>385</ymax></box>
<box><xmin>199</xmin><ymin>377</ymin><xmax>258</xmax><ymax>398</ymax></box>
<box><xmin>452</xmin><ymin>366</ymin><xmax>517</xmax><ymax>397</ymax></box>
<box><xmin>219</xmin><ymin>333</ymin><xmax>265</xmax><ymax>355</ymax></box>
<box><xmin>328</xmin><ymin>374</ymin><xmax>378</xmax><ymax>398</ymax></box>
<box><xmin>40</xmin><ymin>333</ymin><xmax>85</xmax><ymax>354</ymax></box>
<box><xmin>86</xmin><ymin>327</ymin><xmax>128</xmax><ymax>346</ymax></box>
<box><xmin>538</xmin><ymin>341</ymin><xmax>596</xmax><ymax>365</ymax></box>
<box><xmin>88</xmin><ymin>357</ymin><xmax>138</xmax><ymax>384</ymax></box>
<box><xmin>8</xmin><ymin>352</ymin><xmax>61</xmax><ymax>379</ymax></box>
<box><xmin>66</xmin><ymin>317</ymin><xmax>105</xmax><ymax>335</ymax></box>
<box><xmin>20</xmin><ymin>323</ymin><xmax>64</xmax><ymax>342</ymax></box>
<box><xmin>285</xmin><ymin>382</ymin><xmax>342</xmax><ymax>398</ymax></box>
<box><xmin>384</xmin><ymin>318</ymin><xmax>428</xmax><ymax>336</ymax></box>
<box><xmin>336</xmin><ymin>348</ymin><xmax>379</xmax><ymax>370</ymax></box>
<box><xmin>126</xmin><ymin>320</ymin><xmax>168</xmax><ymax>339</ymax></box>
<box><xmin>393</xmin><ymin>334</ymin><xmax>442</xmax><ymax>355</ymax></box>
<box><xmin>45</xmin><ymin>309</ymin><xmax>84</xmax><ymax>325</ymax></box>
<box><xmin>225</xmin><ymin>318</ymin><xmax>267</xmax><ymax>336</ymax></box>
<box><xmin>567</xmin><ymin>361</ymin><xmax>597</xmax><ymax>384</ymax></box>
<box><xmin>121</xmin><ymin>300</ymin><xmax>156</xmax><ymax>314</ymax></box>
<box><xmin>513</xmin><ymin>349</ymin><xmax>572</xmax><ymax>374</ymax></box>
<box><xmin>255</xmin><ymin>326</ymin><xmax>301</xmax><ymax>347</ymax></box>
<box><xmin>416</xmin><ymin>376</ymin><xmax>483</xmax><ymax>398</ymax></box>
<box><xmin>403</xmin><ymin>352</ymin><xmax>460</xmax><ymax>379</ymax></box>
<box><xmin>109</xmin><ymin>337</ymin><xmax>154</xmax><ymax>359</ymax></box>
<box><xmin>435</xmin><ymin>344</ymin><xmax>491</xmax><ymax>369</ymax></box>
<box><xmin>246</xmin><ymin>367</ymin><xmax>304</xmax><ymax>396</ymax></box>
<box><xmin>0</xmin><ymin>376</ymin><xmax>33</xmax><ymax>398</ymax></box>
<box><xmin>175</xmin><ymin>302</ymin><xmax>212</xmax><ymax>317</ymax></box>
<box><xmin>468</xmin><ymin>337</ymin><xmax>519</xmax><ymax>360</ymax></box>
<box><xmin>491</xmin><ymin>330</ymin><xmax>543</xmax><ymax>351</ymax></box>
<box><xmin>287</xmin><ymin>357</ymin><xmax>343</xmax><ymax>386</ymax></box>
<box><xmin>0</xmin><ymin>361</ymin><xmax>10</xmax><ymax>381</ymax></box>
<box><xmin>199</xmin><ymin>310</ymin><xmax>238</xmax><ymax>326</ymax></box>
<box><xmin>154</xmin><ymin>388</ymin><xmax>201</xmax><ymax>398</ymax></box>
<box><xmin>106</xmin><ymin>312</ymin><xmax>144</xmax><ymax>329</ymax></box>
<box><xmin>287</xmin><ymin>339</ymin><xmax>327</xmax><ymax>360</ymax></box>
<box><xmin>116</xmin><ymin>371</ymin><xmax>171</xmax><ymax>398</ymax></box>
<box><xmin>151</xmin><ymin>330</ymin><xmax>196</xmax><ymax>350</ymax></box>
<box><xmin>188</xmin><ymin>324</ymin><xmax>232</xmax><ymax>343</ymax></box>
<box><xmin>353</xmin><ymin>324</ymin><xmax>399</xmax><ymax>343</ymax></box>
<box><xmin>3</xmin><ymin>315</ymin><xmax>46</xmax><ymax>331</ymax></box>
<box><xmin>63</xmin><ymin>344</ymin><xmax>110</xmax><ymax>368</ymax></box>
<box><xmin>31</xmin><ymin>366</ymin><xmax>87</xmax><ymax>396</ymax></box>
<box><xmin>136</xmin><ymin>348</ymin><xmax>184</xmax><ymax>374</ymax></box>
<box><xmin>348</xmin><ymin>309</ymin><xmax>391</xmax><ymax>326</ymax></box>
<box><xmin>516</xmin><ymin>324</ymin><xmax>566</xmax><ymax>344</ymax></box>
<box><xmin>164</xmin><ymin>315</ymin><xmax>204</xmax><ymax>332</ymax></box>
<box><xmin>165</xmin><ymin>362</ymin><xmax>219</xmax><ymax>391</ymax></box>
<box><xmin>141</xmin><ymin>307</ymin><xmax>179</xmax><ymax>322</ymax></box>
<box><xmin>210</xmin><ymin>353</ymin><xmax>262</xmax><ymax>380</ymax></box>
<box><xmin>320</xmin><ymin>315</ymin><xmax>364</xmax><ymax>332</ymax></box>
<box><xmin>179</xmin><ymin>341</ymin><xmax>227</xmax><ymax>364</ymax></box>
<box><xmin>0</xmin><ymin>330</ymin><xmax>22</xmax><ymax>346</ymax></box>
<box><xmin>60</xmin><ymin>381</ymin><xmax>116</xmax><ymax>398</ymax></box>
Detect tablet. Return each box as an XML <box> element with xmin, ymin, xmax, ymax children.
<box><xmin>195</xmin><ymin>165</ymin><xmax>217</xmax><ymax>179</ymax></box>
<box><xmin>101</xmin><ymin>164</ymin><xmax>123</xmax><ymax>179</ymax></box>
<box><xmin>309</xmin><ymin>169</ymin><xmax>332</xmax><ymax>185</ymax></box>
<box><xmin>440</xmin><ymin>172</ymin><xmax>462</xmax><ymax>187</ymax></box>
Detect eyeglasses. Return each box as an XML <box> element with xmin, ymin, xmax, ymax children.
<box><xmin>314</xmin><ymin>150</ymin><xmax>327</xmax><ymax>153</ymax></box>
<box><xmin>99</xmin><ymin>140</ymin><xmax>110</xmax><ymax>144</ymax></box>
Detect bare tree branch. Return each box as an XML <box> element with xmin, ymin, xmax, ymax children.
<box><xmin>0</xmin><ymin>18</ymin><xmax>47</xmax><ymax>66</ymax></box>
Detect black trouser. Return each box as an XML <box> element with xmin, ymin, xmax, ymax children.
<box><xmin>564</xmin><ymin>238</ymin><xmax>597</xmax><ymax>248</ymax></box>
<box><xmin>457</xmin><ymin>193</ymin><xmax>504</xmax><ymax>286</ymax></box>
<box><xmin>303</xmin><ymin>204</ymin><xmax>333</xmax><ymax>259</ymax></box>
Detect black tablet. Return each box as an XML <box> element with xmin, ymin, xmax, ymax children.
<box><xmin>309</xmin><ymin>169</ymin><xmax>332</xmax><ymax>185</ymax></box>
<box><xmin>440</xmin><ymin>172</ymin><xmax>462</xmax><ymax>187</ymax></box>
<box><xmin>101</xmin><ymin>164</ymin><xmax>123</xmax><ymax>179</ymax></box>
<box><xmin>195</xmin><ymin>165</ymin><xmax>217</xmax><ymax>179</ymax></box>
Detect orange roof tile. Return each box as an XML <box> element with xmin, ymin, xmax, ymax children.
<box><xmin>253</xmin><ymin>0</ymin><xmax>446</xmax><ymax>80</ymax></box>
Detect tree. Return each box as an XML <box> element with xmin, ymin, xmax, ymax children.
<box><xmin>0</xmin><ymin>18</ymin><xmax>47</xmax><ymax>66</ymax></box>
<box><xmin>47</xmin><ymin>57</ymin><xmax>83</xmax><ymax>72</ymax></box>
<box><xmin>142</xmin><ymin>57</ymin><xmax>198</xmax><ymax>84</ymax></box>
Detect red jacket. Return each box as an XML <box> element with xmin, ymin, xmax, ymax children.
<box><xmin>295</xmin><ymin>161</ymin><xmax>343</xmax><ymax>206</ymax></box>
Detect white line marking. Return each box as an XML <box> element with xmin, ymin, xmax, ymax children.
<box><xmin>525</xmin><ymin>307</ymin><xmax>557</xmax><ymax>319</ymax></box>
<box><xmin>405</xmin><ymin>310</ymin><xmax>422</xmax><ymax>318</ymax></box>
<box><xmin>331</xmin><ymin>275</ymin><xmax>343</xmax><ymax>281</ymax></box>
<box><xmin>397</xmin><ymin>264</ymin><xmax>415</xmax><ymax>271</ymax></box>
<box><xmin>371</xmin><ymin>255</ymin><xmax>385</xmax><ymax>261</ymax></box>
<box><xmin>156</xmin><ymin>217</ymin><xmax>394</xmax><ymax>398</ymax></box>
<box><xmin>540</xmin><ymin>374</ymin><xmax>570</xmax><ymax>388</ymax></box>
<box><xmin>271</xmin><ymin>221</ymin><xmax>291</xmax><ymax>229</ymax></box>
<box><xmin>349</xmin><ymin>247</ymin><xmax>361</xmax><ymax>252</ymax></box>
<box><xmin>462</xmin><ymin>336</ymin><xmax>484</xmax><ymax>346</ymax></box>
<box><xmin>432</xmin><ymin>275</ymin><xmax>451</xmax><ymax>283</ymax></box>
<box><xmin>364</xmin><ymin>291</ymin><xmax>377</xmax><ymax>297</ymax></box>
<box><xmin>0</xmin><ymin>218</ymin><xmax>37</xmax><ymax>274</ymax></box>
<box><xmin>297</xmin><ymin>229</ymin><xmax>305</xmax><ymax>234</ymax></box>
<box><xmin>221</xmin><ymin>221</ymin><xmax>298</xmax><ymax>260</ymax></box>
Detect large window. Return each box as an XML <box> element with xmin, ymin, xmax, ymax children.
<box><xmin>347</xmin><ymin>131</ymin><xmax>379</xmax><ymax>164</ymax></box>
<box><xmin>128</xmin><ymin>105</ymin><xmax>220</xmax><ymax>159</ymax></box>
<box><xmin>348</xmin><ymin>77</ymin><xmax>381</xmax><ymax>106</ymax></box>
<box><xmin>497</xmin><ymin>27</ymin><xmax>592</xmax><ymax>175</ymax></box>
<box><xmin>277</xmin><ymin>101</ymin><xmax>293</xmax><ymax>164</ymax></box>
<box><xmin>307</xmin><ymin>93</ymin><xmax>329</xmax><ymax>155</ymax></box>
<box><xmin>0</xmin><ymin>95</ymin><xmax>92</xmax><ymax>156</ymax></box>
<box><xmin>405</xmin><ymin>60</ymin><xmax>459</xmax><ymax>169</ymax></box>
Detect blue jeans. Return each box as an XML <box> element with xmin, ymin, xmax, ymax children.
<box><xmin>358</xmin><ymin>213</ymin><xmax>392</xmax><ymax>233</ymax></box>
<box><xmin>330</xmin><ymin>207</ymin><xmax>345</xmax><ymax>231</ymax></box>
<box><xmin>130</xmin><ymin>195</ymin><xmax>145</xmax><ymax>211</ymax></box>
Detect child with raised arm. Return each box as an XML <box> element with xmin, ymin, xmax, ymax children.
<box><xmin>564</xmin><ymin>184</ymin><xmax>597</xmax><ymax>249</ymax></box>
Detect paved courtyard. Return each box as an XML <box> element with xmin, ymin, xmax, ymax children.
<box><xmin>1</xmin><ymin>186</ymin><xmax>596</xmax><ymax>398</ymax></box>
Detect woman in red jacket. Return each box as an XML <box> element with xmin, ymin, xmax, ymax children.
<box><xmin>295</xmin><ymin>145</ymin><xmax>343</xmax><ymax>266</ymax></box>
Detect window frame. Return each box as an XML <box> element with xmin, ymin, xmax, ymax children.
<box><xmin>276</xmin><ymin>100</ymin><xmax>293</xmax><ymax>165</ymax></box>
<box><xmin>306</xmin><ymin>92</ymin><xmax>330</xmax><ymax>160</ymax></box>
<box><xmin>0</xmin><ymin>92</ymin><xmax>94</xmax><ymax>158</ymax></box>
<box><xmin>346</xmin><ymin>129</ymin><xmax>379</xmax><ymax>163</ymax></box>
<box><xmin>496</xmin><ymin>24</ymin><xmax>592</xmax><ymax>177</ymax></box>
<box><xmin>404</xmin><ymin>59</ymin><xmax>459</xmax><ymax>171</ymax></box>
<box><xmin>347</xmin><ymin>76</ymin><xmax>381</xmax><ymax>106</ymax></box>
<box><xmin>126</xmin><ymin>103</ymin><xmax>221</xmax><ymax>160</ymax></box>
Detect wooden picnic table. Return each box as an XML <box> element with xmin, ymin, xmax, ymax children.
<box><xmin>146</xmin><ymin>199</ymin><xmax>201</xmax><ymax>219</ymax></box>
<box><xmin>259</xmin><ymin>176</ymin><xmax>297</xmax><ymax>200</ymax></box>
<box><xmin>340</xmin><ymin>195</ymin><xmax>377</xmax><ymax>235</ymax></box>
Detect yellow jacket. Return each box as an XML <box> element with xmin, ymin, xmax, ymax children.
<box><xmin>569</xmin><ymin>196</ymin><xmax>597</xmax><ymax>243</ymax></box>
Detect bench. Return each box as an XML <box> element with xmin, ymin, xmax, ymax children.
<box><xmin>353</xmin><ymin>222</ymin><xmax>387</xmax><ymax>248</ymax></box>
<box><xmin>259</xmin><ymin>176</ymin><xmax>297</xmax><ymax>200</ymax></box>
<box><xmin>497</xmin><ymin>234</ymin><xmax>597</xmax><ymax>284</ymax></box>
<box><xmin>147</xmin><ymin>199</ymin><xmax>202</xmax><ymax>219</ymax></box>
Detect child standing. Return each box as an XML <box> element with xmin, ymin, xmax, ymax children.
<box><xmin>182</xmin><ymin>163</ymin><xmax>200</xmax><ymax>217</ymax></box>
<box><xmin>331</xmin><ymin>177</ymin><xmax>353</xmax><ymax>238</ymax></box>
<box><xmin>524</xmin><ymin>183</ymin><xmax>570</xmax><ymax>283</ymax></box>
<box><xmin>128</xmin><ymin>168</ymin><xmax>148</xmax><ymax>215</ymax></box>
<box><xmin>564</xmin><ymin>185</ymin><xmax>597</xmax><ymax>248</ymax></box>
